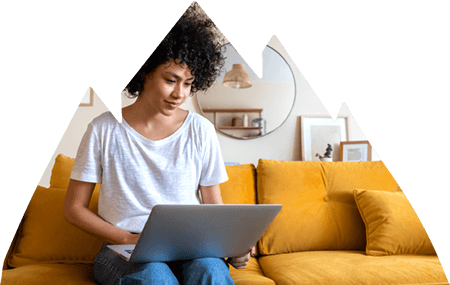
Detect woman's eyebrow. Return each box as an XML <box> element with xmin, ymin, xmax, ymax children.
<box><xmin>166</xmin><ymin>72</ymin><xmax>195</xmax><ymax>81</ymax></box>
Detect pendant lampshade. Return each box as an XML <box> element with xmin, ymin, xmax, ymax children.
<box><xmin>223</xmin><ymin>64</ymin><xmax>252</xmax><ymax>88</ymax></box>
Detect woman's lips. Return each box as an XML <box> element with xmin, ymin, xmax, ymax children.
<box><xmin>165</xmin><ymin>100</ymin><xmax>178</xmax><ymax>108</ymax></box>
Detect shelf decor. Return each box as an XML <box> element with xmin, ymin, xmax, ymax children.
<box><xmin>202</xmin><ymin>108</ymin><xmax>263</xmax><ymax>130</ymax></box>
<box><xmin>340</xmin><ymin>141</ymin><xmax>372</xmax><ymax>162</ymax></box>
<box><xmin>300</xmin><ymin>115</ymin><xmax>349</xmax><ymax>161</ymax></box>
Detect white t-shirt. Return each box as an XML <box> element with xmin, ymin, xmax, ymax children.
<box><xmin>70</xmin><ymin>111</ymin><xmax>228</xmax><ymax>233</ymax></box>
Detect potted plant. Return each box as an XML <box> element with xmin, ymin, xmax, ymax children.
<box><xmin>316</xmin><ymin>144</ymin><xmax>333</xmax><ymax>162</ymax></box>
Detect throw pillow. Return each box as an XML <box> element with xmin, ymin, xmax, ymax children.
<box><xmin>354</xmin><ymin>189</ymin><xmax>436</xmax><ymax>256</ymax></box>
<box><xmin>8</xmin><ymin>186</ymin><xmax>104</xmax><ymax>267</ymax></box>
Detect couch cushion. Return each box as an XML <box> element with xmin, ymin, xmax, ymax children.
<box><xmin>49</xmin><ymin>154</ymin><xmax>75</xmax><ymax>189</ymax></box>
<box><xmin>256</xmin><ymin>160</ymin><xmax>400</xmax><ymax>255</ymax></box>
<box><xmin>322</xmin><ymin>160</ymin><xmax>400</xmax><ymax>193</ymax></box>
<box><xmin>1</xmin><ymin>263</ymin><xmax>97</xmax><ymax>285</ymax></box>
<box><xmin>259</xmin><ymin>251</ymin><xmax>448</xmax><ymax>285</ymax></box>
<box><xmin>354</xmin><ymin>189</ymin><xmax>436</xmax><ymax>256</ymax></box>
<box><xmin>220</xmin><ymin>164</ymin><xmax>259</xmax><ymax>257</ymax></box>
<box><xmin>7</xmin><ymin>186</ymin><xmax>104</xmax><ymax>268</ymax></box>
<box><xmin>49</xmin><ymin>154</ymin><xmax>100</xmax><ymax>193</ymax></box>
<box><xmin>229</xmin><ymin>257</ymin><xmax>276</xmax><ymax>285</ymax></box>
<box><xmin>1</xmin><ymin>259</ymin><xmax>274</xmax><ymax>285</ymax></box>
<box><xmin>220</xmin><ymin>164</ymin><xmax>257</xmax><ymax>204</ymax></box>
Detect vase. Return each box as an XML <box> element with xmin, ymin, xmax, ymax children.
<box><xmin>243</xmin><ymin>114</ymin><xmax>248</xmax><ymax>127</ymax></box>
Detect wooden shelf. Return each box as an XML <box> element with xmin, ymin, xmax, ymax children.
<box><xmin>203</xmin><ymin>108</ymin><xmax>263</xmax><ymax>113</ymax></box>
<box><xmin>218</xmin><ymin>126</ymin><xmax>262</xmax><ymax>130</ymax></box>
<box><xmin>202</xmin><ymin>108</ymin><xmax>263</xmax><ymax>135</ymax></box>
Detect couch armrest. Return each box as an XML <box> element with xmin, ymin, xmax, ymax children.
<box><xmin>3</xmin><ymin>220</ymin><xmax>21</xmax><ymax>270</ymax></box>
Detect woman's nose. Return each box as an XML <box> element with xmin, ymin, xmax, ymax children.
<box><xmin>172</xmin><ymin>83</ymin><xmax>185</xmax><ymax>98</ymax></box>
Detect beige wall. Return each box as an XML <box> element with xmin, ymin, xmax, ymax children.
<box><xmin>38</xmin><ymin>92</ymin><xmax>135</xmax><ymax>187</ymax></box>
<box><xmin>38</xmin><ymin>37</ymin><xmax>378</xmax><ymax>187</ymax></box>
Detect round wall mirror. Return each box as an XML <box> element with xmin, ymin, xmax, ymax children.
<box><xmin>196</xmin><ymin>44</ymin><xmax>296</xmax><ymax>140</ymax></box>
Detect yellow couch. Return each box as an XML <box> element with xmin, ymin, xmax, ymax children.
<box><xmin>2</xmin><ymin>155</ymin><xmax>448</xmax><ymax>284</ymax></box>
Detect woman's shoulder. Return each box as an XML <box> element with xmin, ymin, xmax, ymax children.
<box><xmin>91</xmin><ymin>111</ymin><xmax>119</xmax><ymax>126</ymax></box>
<box><xmin>184</xmin><ymin>112</ymin><xmax>218</xmax><ymax>147</ymax></box>
<box><xmin>189</xmin><ymin>111</ymin><xmax>214</xmax><ymax>129</ymax></box>
<box><xmin>86</xmin><ymin>112</ymin><xmax>122</xmax><ymax>136</ymax></box>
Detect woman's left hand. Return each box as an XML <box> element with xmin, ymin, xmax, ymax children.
<box><xmin>228</xmin><ymin>246</ymin><xmax>255</xmax><ymax>269</ymax></box>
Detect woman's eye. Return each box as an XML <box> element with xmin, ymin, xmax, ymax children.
<box><xmin>184</xmin><ymin>82</ymin><xmax>192</xmax><ymax>87</ymax></box>
<box><xmin>166</xmin><ymin>79</ymin><xmax>175</xmax><ymax>84</ymax></box>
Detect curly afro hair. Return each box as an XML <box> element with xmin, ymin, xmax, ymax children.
<box><xmin>124</xmin><ymin>2</ymin><xmax>225</xmax><ymax>98</ymax></box>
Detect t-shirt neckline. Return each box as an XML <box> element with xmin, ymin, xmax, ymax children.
<box><xmin>121</xmin><ymin>111</ymin><xmax>192</xmax><ymax>145</ymax></box>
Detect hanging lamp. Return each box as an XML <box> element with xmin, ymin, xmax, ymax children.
<box><xmin>223</xmin><ymin>64</ymin><xmax>252</xmax><ymax>88</ymax></box>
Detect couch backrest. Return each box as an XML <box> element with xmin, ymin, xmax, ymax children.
<box><xmin>4</xmin><ymin>154</ymin><xmax>258</xmax><ymax>268</ymax></box>
<box><xmin>4</xmin><ymin>154</ymin><xmax>403</xmax><ymax>266</ymax></box>
<box><xmin>220</xmin><ymin>164</ymin><xmax>257</xmax><ymax>204</ymax></box>
<box><xmin>5</xmin><ymin>154</ymin><xmax>103</xmax><ymax>268</ymax></box>
<box><xmin>256</xmin><ymin>159</ymin><xmax>400</xmax><ymax>255</ymax></box>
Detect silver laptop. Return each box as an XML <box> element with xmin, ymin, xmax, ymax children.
<box><xmin>107</xmin><ymin>204</ymin><xmax>282</xmax><ymax>262</ymax></box>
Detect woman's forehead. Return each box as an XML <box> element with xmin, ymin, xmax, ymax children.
<box><xmin>158</xmin><ymin>60</ymin><xmax>194</xmax><ymax>78</ymax></box>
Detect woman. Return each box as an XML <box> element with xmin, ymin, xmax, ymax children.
<box><xmin>64</xmin><ymin>3</ymin><xmax>251</xmax><ymax>285</ymax></box>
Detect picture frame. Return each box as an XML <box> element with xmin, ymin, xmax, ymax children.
<box><xmin>79</xmin><ymin>87</ymin><xmax>94</xmax><ymax>106</ymax></box>
<box><xmin>300</xmin><ymin>115</ymin><xmax>349</xmax><ymax>161</ymax></box>
<box><xmin>340</xmin><ymin>141</ymin><xmax>372</xmax><ymax>162</ymax></box>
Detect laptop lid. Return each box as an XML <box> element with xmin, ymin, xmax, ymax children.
<box><xmin>127</xmin><ymin>204</ymin><xmax>281</xmax><ymax>263</ymax></box>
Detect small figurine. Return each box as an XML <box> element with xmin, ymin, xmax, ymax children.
<box><xmin>316</xmin><ymin>144</ymin><xmax>333</xmax><ymax>161</ymax></box>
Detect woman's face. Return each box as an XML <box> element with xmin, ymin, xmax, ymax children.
<box><xmin>139</xmin><ymin>60</ymin><xmax>194</xmax><ymax>116</ymax></box>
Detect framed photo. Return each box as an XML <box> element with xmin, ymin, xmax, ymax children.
<box><xmin>80</xmin><ymin>87</ymin><xmax>94</xmax><ymax>106</ymax></box>
<box><xmin>300</xmin><ymin>115</ymin><xmax>349</xmax><ymax>161</ymax></box>
<box><xmin>340</xmin><ymin>141</ymin><xmax>372</xmax><ymax>162</ymax></box>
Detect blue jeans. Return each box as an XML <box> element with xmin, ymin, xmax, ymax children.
<box><xmin>93</xmin><ymin>244</ymin><xmax>235</xmax><ymax>285</ymax></box>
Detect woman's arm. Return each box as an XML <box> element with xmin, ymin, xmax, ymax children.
<box><xmin>64</xmin><ymin>179</ymin><xmax>139</xmax><ymax>245</ymax></box>
<box><xmin>199</xmin><ymin>184</ymin><xmax>224</xmax><ymax>204</ymax></box>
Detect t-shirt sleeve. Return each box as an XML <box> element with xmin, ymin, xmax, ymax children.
<box><xmin>70</xmin><ymin>122</ymin><xmax>102</xmax><ymax>183</ymax></box>
<box><xmin>199</xmin><ymin>123</ymin><xmax>228</xmax><ymax>186</ymax></box>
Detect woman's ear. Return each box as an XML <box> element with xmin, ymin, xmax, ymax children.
<box><xmin>143</xmin><ymin>70</ymin><xmax>155</xmax><ymax>83</ymax></box>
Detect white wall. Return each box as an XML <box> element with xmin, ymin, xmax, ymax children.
<box><xmin>38</xmin><ymin>37</ymin><xmax>378</xmax><ymax>187</ymax></box>
<box><xmin>192</xmin><ymin>37</ymin><xmax>378</xmax><ymax>166</ymax></box>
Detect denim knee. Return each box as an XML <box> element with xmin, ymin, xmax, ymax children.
<box><xmin>94</xmin><ymin>244</ymin><xmax>130</xmax><ymax>285</ymax></box>
<box><xmin>120</xmin><ymin>262</ymin><xmax>180</xmax><ymax>285</ymax></box>
<box><xmin>94</xmin><ymin>244</ymin><xmax>179</xmax><ymax>285</ymax></box>
<box><xmin>182</xmin><ymin>257</ymin><xmax>234</xmax><ymax>285</ymax></box>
